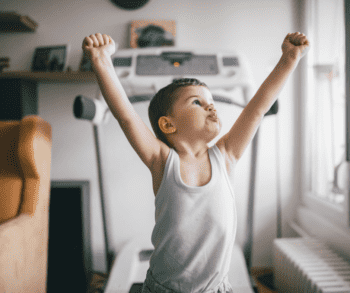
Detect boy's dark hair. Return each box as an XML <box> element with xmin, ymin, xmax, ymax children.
<box><xmin>148</xmin><ymin>78</ymin><xmax>208</xmax><ymax>147</ymax></box>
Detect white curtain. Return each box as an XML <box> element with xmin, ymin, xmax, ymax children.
<box><xmin>309</xmin><ymin>0</ymin><xmax>346</xmax><ymax>203</ymax></box>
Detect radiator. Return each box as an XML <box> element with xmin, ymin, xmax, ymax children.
<box><xmin>273</xmin><ymin>237</ymin><xmax>350</xmax><ymax>293</ymax></box>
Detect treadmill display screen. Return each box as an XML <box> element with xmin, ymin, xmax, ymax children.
<box><xmin>136</xmin><ymin>54</ymin><xmax>219</xmax><ymax>75</ymax></box>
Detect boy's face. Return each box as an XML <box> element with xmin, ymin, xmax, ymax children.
<box><xmin>163</xmin><ymin>85</ymin><xmax>222</xmax><ymax>142</ymax></box>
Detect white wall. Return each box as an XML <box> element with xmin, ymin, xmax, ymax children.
<box><xmin>0</xmin><ymin>0</ymin><xmax>301</xmax><ymax>274</ymax></box>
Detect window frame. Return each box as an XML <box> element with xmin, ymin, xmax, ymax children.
<box><xmin>301</xmin><ymin>0</ymin><xmax>350</xmax><ymax>229</ymax></box>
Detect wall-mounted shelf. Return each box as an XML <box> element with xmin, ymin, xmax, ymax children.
<box><xmin>0</xmin><ymin>12</ymin><xmax>38</xmax><ymax>32</ymax></box>
<box><xmin>0</xmin><ymin>71</ymin><xmax>96</xmax><ymax>83</ymax></box>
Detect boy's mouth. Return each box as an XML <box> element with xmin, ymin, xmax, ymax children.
<box><xmin>208</xmin><ymin>115</ymin><xmax>218</xmax><ymax>122</ymax></box>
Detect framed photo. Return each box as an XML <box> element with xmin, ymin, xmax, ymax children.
<box><xmin>31</xmin><ymin>45</ymin><xmax>69</xmax><ymax>72</ymax></box>
<box><xmin>130</xmin><ymin>20</ymin><xmax>176</xmax><ymax>48</ymax></box>
<box><xmin>79</xmin><ymin>52</ymin><xmax>92</xmax><ymax>72</ymax></box>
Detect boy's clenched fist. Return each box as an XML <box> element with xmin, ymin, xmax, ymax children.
<box><xmin>282</xmin><ymin>32</ymin><xmax>310</xmax><ymax>59</ymax></box>
<box><xmin>82</xmin><ymin>33</ymin><xmax>117</xmax><ymax>60</ymax></box>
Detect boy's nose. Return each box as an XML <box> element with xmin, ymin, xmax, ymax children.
<box><xmin>206</xmin><ymin>104</ymin><xmax>216</xmax><ymax>112</ymax></box>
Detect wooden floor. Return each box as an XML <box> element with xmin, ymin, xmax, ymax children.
<box><xmin>250</xmin><ymin>267</ymin><xmax>278</xmax><ymax>293</ymax></box>
<box><xmin>88</xmin><ymin>272</ymin><xmax>109</xmax><ymax>293</ymax></box>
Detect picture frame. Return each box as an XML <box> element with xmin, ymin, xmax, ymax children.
<box><xmin>130</xmin><ymin>20</ymin><xmax>176</xmax><ymax>48</ymax></box>
<box><xmin>79</xmin><ymin>52</ymin><xmax>93</xmax><ymax>72</ymax></box>
<box><xmin>31</xmin><ymin>45</ymin><xmax>69</xmax><ymax>72</ymax></box>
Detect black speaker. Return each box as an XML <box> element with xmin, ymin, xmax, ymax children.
<box><xmin>110</xmin><ymin>0</ymin><xmax>149</xmax><ymax>10</ymax></box>
<box><xmin>0</xmin><ymin>78</ymin><xmax>38</xmax><ymax>120</ymax></box>
<box><xmin>47</xmin><ymin>181</ymin><xmax>93</xmax><ymax>293</ymax></box>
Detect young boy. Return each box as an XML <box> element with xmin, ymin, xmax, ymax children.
<box><xmin>82</xmin><ymin>32</ymin><xmax>309</xmax><ymax>293</ymax></box>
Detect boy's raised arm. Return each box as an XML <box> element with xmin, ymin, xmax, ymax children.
<box><xmin>83</xmin><ymin>33</ymin><xmax>163</xmax><ymax>170</ymax></box>
<box><xmin>221</xmin><ymin>32</ymin><xmax>310</xmax><ymax>162</ymax></box>
<box><xmin>83</xmin><ymin>33</ymin><xmax>137</xmax><ymax>123</ymax></box>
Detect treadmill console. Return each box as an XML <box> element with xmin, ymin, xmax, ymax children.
<box><xmin>111</xmin><ymin>47</ymin><xmax>254</xmax><ymax>97</ymax></box>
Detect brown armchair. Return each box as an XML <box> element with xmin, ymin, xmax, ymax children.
<box><xmin>0</xmin><ymin>115</ymin><xmax>52</xmax><ymax>293</ymax></box>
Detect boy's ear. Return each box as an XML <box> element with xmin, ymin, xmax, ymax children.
<box><xmin>158</xmin><ymin>116</ymin><xmax>176</xmax><ymax>134</ymax></box>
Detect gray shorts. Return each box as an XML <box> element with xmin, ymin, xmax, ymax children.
<box><xmin>141</xmin><ymin>268</ymin><xmax>234</xmax><ymax>293</ymax></box>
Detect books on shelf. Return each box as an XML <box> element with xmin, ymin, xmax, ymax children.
<box><xmin>0</xmin><ymin>57</ymin><xmax>10</xmax><ymax>72</ymax></box>
<box><xmin>0</xmin><ymin>11</ymin><xmax>38</xmax><ymax>32</ymax></box>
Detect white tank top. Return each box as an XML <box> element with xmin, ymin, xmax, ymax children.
<box><xmin>149</xmin><ymin>144</ymin><xmax>237</xmax><ymax>293</ymax></box>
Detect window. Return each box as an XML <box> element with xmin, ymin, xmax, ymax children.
<box><xmin>303</xmin><ymin>0</ymin><xmax>349</xmax><ymax>227</ymax></box>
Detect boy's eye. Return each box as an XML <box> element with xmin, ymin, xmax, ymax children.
<box><xmin>193</xmin><ymin>100</ymin><xmax>201</xmax><ymax>105</ymax></box>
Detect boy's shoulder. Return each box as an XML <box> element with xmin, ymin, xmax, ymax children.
<box><xmin>214</xmin><ymin>139</ymin><xmax>226</xmax><ymax>156</ymax></box>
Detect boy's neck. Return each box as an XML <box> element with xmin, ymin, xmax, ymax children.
<box><xmin>172</xmin><ymin>140</ymin><xmax>210</xmax><ymax>159</ymax></box>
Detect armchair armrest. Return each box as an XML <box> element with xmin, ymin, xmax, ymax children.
<box><xmin>0</xmin><ymin>115</ymin><xmax>52</xmax><ymax>293</ymax></box>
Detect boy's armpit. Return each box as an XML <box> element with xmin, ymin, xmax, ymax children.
<box><xmin>215</xmin><ymin>136</ymin><xmax>237</xmax><ymax>177</ymax></box>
